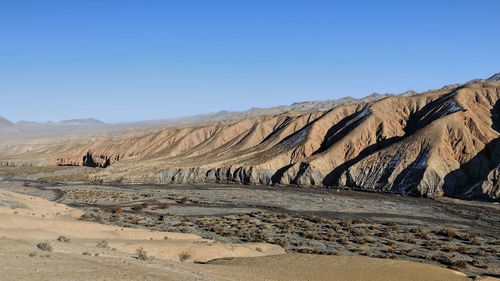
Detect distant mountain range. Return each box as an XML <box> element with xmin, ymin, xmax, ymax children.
<box><xmin>1</xmin><ymin>73</ymin><xmax>498</xmax><ymax>140</ymax></box>
<box><xmin>0</xmin><ymin>117</ymin><xmax>110</xmax><ymax>140</ymax></box>
<box><xmin>0</xmin><ymin>116</ymin><xmax>13</xmax><ymax>128</ymax></box>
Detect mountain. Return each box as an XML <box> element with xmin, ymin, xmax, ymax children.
<box><xmin>487</xmin><ymin>72</ymin><xmax>500</xmax><ymax>82</ymax></box>
<box><xmin>58</xmin><ymin>118</ymin><xmax>106</xmax><ymax>126</ymax></box>
<box><xmin>1</xmin><ymin>74</ymin><xmax>498</xmax><ymax>201</ymax></box>
<box><xmin>0</xmin><ymin>116</ymin><xmax>13</xmax><ymax>128</ymax></box>
<box><xmin>0</xmin><ymin>117</ymin><xmax>108</xmax><ymax>140</ymax></box>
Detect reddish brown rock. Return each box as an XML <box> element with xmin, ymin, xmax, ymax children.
<box><xmin>1</xmin><ymin>82</ymin><xmax>499</xmax><ymax>201</ymax></box>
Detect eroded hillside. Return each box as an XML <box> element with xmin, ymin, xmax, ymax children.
<box><xmin>1</xmin><ymin>82</ymin><xmax>499</xmax><ymax>201</ymax></box>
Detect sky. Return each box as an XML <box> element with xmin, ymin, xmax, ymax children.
<box><xmin>1</xmin><ymin>0</ymin><xmax>499</xmax><ymax>123</ymax></box>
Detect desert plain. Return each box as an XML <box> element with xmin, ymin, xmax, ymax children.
<box><xmin>0</xmin><ymin>166</ymin><xmax>498</xmax><ymax>281</ymax></box>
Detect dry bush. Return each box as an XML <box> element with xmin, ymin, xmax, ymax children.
<box><xmin>339</xmin><ymin>220</ymin><xmax>352</xmax><ymax>228</ymax></box>
<box><xmin>274</xmin><ymin>239</ymin><xmax>288</xmax><ymax>248</ymax></box>
<box><xmin>438</xmin><ymin>255</ymin><xmax>468</xmax><ymax>269</ymax></box>
<box><xmin>364</xmin><ymin>237</ymin><xmax>377</xmax><ymax>244</ymax></box>
<box><xmin>79</xmin><ymin>213</ymin><xmax>103</xmax><ymax>222</ymax></box>
<box><xmin>96</xmin><ymin>240</ymin><xmax>108</xmax><ymax>248</ymax></box>
<box><xmin>353</xmin><ymin>237</ymin><xmax>368</xmax><ymax>244</ymax></box>
<box><xmin>469</xmin><ymin>238</ymin><xmax>481</xmax><ymax>245</ymax></box>
<box><xmin>350</xmin><ymin>228</ymin><xmax>365</xmax><ymax>236</ymax></box>
<box><xmin>386</xmin><ymin>240</ymin><xmax>396</xmax><ymax>246</ymax></box>
<box><xmin>353</xmin><ymin>218</ymin><xmax>365</xmax><ymax>224</ymax></box>
<box><xmin>297</xmin><ymin>248</ymin><xmax>321</xmax><ymax>254</ymax></box>
<box><xmin>109</xmin><ymin>215</ymin><xmax>120</xmax><ymax>222</ymax></box>
<box><xmin>337</xmin><ymin>235</ymin><xmax>349</xmax><ymax>244</ymax></box>
<box><xmin>179</xmin><ymin>251</ymin><xmax>190</xmax><ymax>262</ymax></box>
<box><xmin>131</xmin><ymin>203</ymin><xmax>148</xmax><ymax>211</ymax></box>
<box><xmin>57</xmin><ymin>236</ymin><xmax>71</xmax><ymax>243</ymax></box>
<box><xmin>135</xmin><ymin>247</ymin><xmax>154</xmax><ymax>261</ymax></box>
<box><xmin>436</xmin><ymin>228</ymin><xmax>457</xmax><ymax>239</ymax></box>
<box><xmin>377</xmin><ymin>231</ymin><xmax>393</xmax><ymax>238</ymax></box>
<box><xmin>470</xmin><ymin>259</ymin><xmax>489</xmax><ymax>269</ymax></box>
<box><xmin>37</xmin><ymin>242</ymin><xmax>53</xmax><ymax>252</ymax></box>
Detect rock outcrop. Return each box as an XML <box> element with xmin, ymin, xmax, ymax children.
<box><xmin>1</xmin><ymin>81</ymin><xmax>499</xmax><ymax>201</ymax></box>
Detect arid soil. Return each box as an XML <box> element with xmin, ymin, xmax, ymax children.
<box><xmin>1</xmin><ymin>168</ymin><xmax>499</xmax><ymax>279</ymax></box>
<box><xmin>1</xmin><ymin>176</ymin><xmax>486</xmax><ymax>281</ymax></box>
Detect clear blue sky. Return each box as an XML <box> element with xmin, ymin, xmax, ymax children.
<box><xmin>1</xmin><ymin>0</ymin><xmax>499</xmax><ymax>123</ymax></box>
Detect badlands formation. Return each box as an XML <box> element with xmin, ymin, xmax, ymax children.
<box><xmin>0</xmin><ymin>75</ymin><xmax>499</xmax><ymax>281</ymax></box>
<box><xmin>1</xmin><ymin>80</ymin><xmax>499</xmax><ymax>201</ymax></box>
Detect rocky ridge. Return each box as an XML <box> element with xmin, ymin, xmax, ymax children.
<box><xmin>1</xmin><ymin>78</ymin><xmax>499</xmax><ymax>201</ymax></box>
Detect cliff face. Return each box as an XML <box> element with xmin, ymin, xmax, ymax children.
<box><xmin>2</xmin><ymin>82</ymin><xmax>499</xmax><ymax>201</ymax></box>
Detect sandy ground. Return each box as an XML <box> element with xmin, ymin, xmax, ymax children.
<box><xmin>200</xmin><ymin>254</ymin><xmax>472</xmax><ymax>281</ymax></box>
<box><xmin>1</xmin><ymin>187</ymin><xmax>496</xmax><ymax>281</ymax></box>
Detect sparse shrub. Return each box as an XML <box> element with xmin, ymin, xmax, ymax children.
<box><xmin>109</xmin><ymin>214</ymin><xmax>119</xmax><ymax>222</ymax></box>
<box><xmin>179</xmin><ymin>197</ymin><xmax>189</xmax><ymax>204</ymax></box>
<box><xmin>79</xmin><ymin>213</ymin><xmax>103</xmax><ymax>222</ymax></box>
<box><xmin>378</xmin><ymin>231</ymin><xmax>392</xmax><ymax>238</ymax></box>
<box><xmin>276</xmin><ymin>240</ymin><xmax>288</xmax><ymax>248</ymax></box>
<box><xmin>96</xmin><ymin>240</ymin><xmax>108</xmax><ymax>248</ymax></box>
<box><xmin>477</xmin><ymin>249</ymin><xmax>488</xmax><ymax>256</ymax></box>
<box><xmin>131</xmin><ymin>203</ymin><xmax>148</xmax><ymax>211</ymax></box>
<box><xmin>438</xmin><ymin>255</ymin><xmax>467</xmax><ymax>269</ymax></box>
<box><xmin>353</xmin><ymin>237</ymin><xmax>367</xmax><ymax>244</ymax></box>
<box><xmin>350</xmin><ymin>228</ymin><xmax>365</xmax><ymax>236</ymax></box>
<box><xmin>450</xmin><ymin>260</ymin><xmax>467</xmax><ymax>270</ymax></box>
<box><xmin>37</xmin><ymin>242</ymin><xmax>53</xmax><ymax>252</ymax></box>
<box><xmin>470</xmin><ymin>238</ymin><xmax>481</xmax><ymax>245</ymax></box>
<box><xmin>337</xmin><ymin>235</ymin><xmax>349</xmax><ymax>244</ymax></box>
<box><xmin>57</xmin><ymin>236</ymin><xmax>71</xmax><ymax>243</ymax></box>
<box><xmin>470</xmin><ymin>259</ymin><xmax>489</xmax><ymax>269</ymax></box>
<box><xmin>418</xmin><ymin>231</ymin><xmax>432</xmax><ymax>240</ymax></box>
<box><xmin>385</xmin><ymin>247</ymin><xmax>397</xmax><ymax>253</ymax></box>
<box><xmin>484</xmin><ymin>247</ymin><xmax>497</xmax><ymax>254</ymax></box>
<box><xmin>297</xmin><ymin>248</ymin><xmax>321</xmax><ymax>254</ymax></box>
<box><xmin>423</xmin><ymin>253</ymin><xmax>434</xmax><ymax>260</ymax></box>
<box><xmin>135</xmin><ymin>247</ymin><xmax>153</xmax><ymax>261</ymax></box>
<box><xmin>340</xmin><ymin>219</ymin><xmax>352</xmax><ymax>228</ymax></box>
<box><xmin>436</xmin><ymin>228</ymin><xmax>456</xmax><ymax>239</ymax></box>
<box><xmin>457</xmin><ymin>245</ymin><xmax>471</xmax><ymax>253</ymax></box>
<box><xmin>353</xmin><ymin>218</ymin><xmax>365</xmax><ymax>224</ymax></box>
<box><xmin>332</xmin><ymin>224</ymin><xmax>342</xmax><ymax>232</ymax></box>
<box><xmin>364</xmin><ymin>237</ymin><xmax>377</xmax><ymax>244</ymax></box>
<box><xmin>385</xmin><ymin>221</ymin><xmax>397</xmax><ymax>227</ymax></box>
<box><xmin>255</xmin><ymin>247</ymin><xmax>263</xmax><ymax>252</ymax></box>
<box><xmin>457</xmin><ymin>233</ymin><xmax>476</xmax><ymax>242</ymax></box>
<box><xmin>352</xmin><ymin>248</ymin><xmax>367</xmax><ymax>255</ymax></box>
<box><xmin>179</xmin><ymin>251</ymin><xmax>191</xmax><ymax>262</ymax></box>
